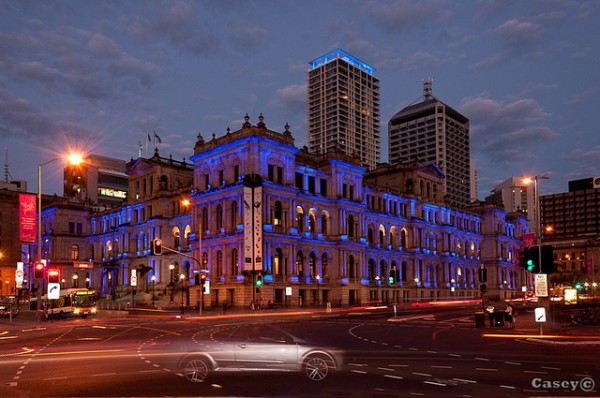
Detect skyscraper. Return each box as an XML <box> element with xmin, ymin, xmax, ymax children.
<box><xmin>388</xmin><ymin>79</ymin><xmax>471</xmax><ymax>208</ymax></box>
<box><xmin>307</xmin><ymin>49</ymin><xmax>380</xmax><ymax>170</ymax></box>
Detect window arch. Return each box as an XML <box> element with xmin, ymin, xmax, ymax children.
<box><xmin>308</xmin><ymin>209</ymin><xmax>317</xmax><ymax>233</ymax></box>
<box><xmin>231</xmin><ymin>248</ymin><xmax>238</xmax><ymax>276</ymax></box>
<box><xmin>201</xmin><ymin>207</ymin><xmax>208</xmax><ymax>234</ymax></box>
<box><xmin>400</xmin><ymin>228</ymin><xmax>408</xmax><ymax>248</ymax></box>
<box><xmin>274</xmin><ymin>201</ymin><xmax>282</xmax><ymax>226</ymax></box>
<box><xmin>296</xmin><ymin>251</ymin><xmax>304</xmax><ymax>277</ymax></box>
<box><xmin>172</xmin><ymin>226</ymin><xmax>181</xmax><ymax>247</ymax></box>
<box><xmin>378</xmin><ymin>225</ymin><xmax>385</xmax><ymax>246</ymax></box>
<box><xmin>347</xmin><ymin>214</ymin><xmax>355</xmax><ymax>237</ymax></box>
<box><xmin>216</xmin><ymin>204</ymin><xmax>223</xmax><ymax>230</ymax></box>
<box><xmin>320</xmin><ymin>211</ymin><xmax>329</xmax><ymax>235</ymax></box>
<box><xmin>321</xmin><ymin>253</ymin><xmax>329</xmax><ymax>279</ymax></box>
<box><xmin>296</xmin><ymin>206</ymin><xmax>304</xmax><ymax>232</ymax></box>
<box><xmin>309</xmin><ymin>252</ymin><xmax>317</xmax><ymax>277</ymax></box>
<box><xmin>231</xmin><ymin>201</ymin><xmax>238</xmax><ymax>228</ymax></box>
<box><xmin>216</xmin><ymin>250</ymin><xmax>223</xmax><ymax>278</ymax></box>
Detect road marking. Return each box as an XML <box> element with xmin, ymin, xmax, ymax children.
<box><xmin>524</xmin><ymin>370</ymin><xmax>548</xmax><ymax>374</ymax></box>
<box><xmin>424</xmin><ymin>380</ymin><xmax>447</xmax><ymax>387</ymax></box>
<box><xmin>500</xmin><ymin>385</ymin><xmax>517</xmax><ymax>389</ymax></box>
<box><xmin>476</xmin><ymin>368</ymin><xmax>498</xmax><ymax>371</ymax></box>
<box><xmin>384</xmin><ymin>374</ymin><xmax>404</xmax><ymax>380</ymax></box>
<box><xmin>453</xmin><ymin>378</ymin><xmax>477</xmax><ymax>384</ymax></box>
<box><xmin>541</xmin><ymin>366</ymin><xmax>561</xmax><ymax>371</ymax></box>
<box><xmin>412</xmin><ymin>372</ymin><xmax>432</xmax><ymax>377</ymax></box>
<box><xmin>475</xmin><ymin>357</ymin><xmax>490</xmax><ymax>361</ymax></box>
<box><xmin>350</xmin><ymin>369</ymin><xmax>367</xmax><ymax>374</ymax></box>
<box><xmin>93</xmin><ymin>373</ymin><xmax>116</xmax><ymax>377</ymax></box>
<box><xmin>505</xmin><ymin>361</ymin><xmax>521</xmax><ymax>365</ymax></box>
<box><xmin>448</xmin><ymin>353</ymin><xmax>461</xmax><ymax>357</ymax></box>
<box><xmin>431</xmin><ymin>365</ymin><xmax>452</xmax><ymax>369</ymax></box>
<box><xmin>378</xmin><ymin>367</ymin><xmax>394</xmax><ymax>372</ymax></box>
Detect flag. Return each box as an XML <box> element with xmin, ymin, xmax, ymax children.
<box><xmin>146</xmin><ymin>129</ymin><xmax>151</xmax><ymax>142</ymax></box>
<box><xmin>154</xmin><ymin>131</ymin><xmax>162</xmax><ymax>144</ymax></box>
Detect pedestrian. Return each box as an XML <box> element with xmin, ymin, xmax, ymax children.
<box><xmin>505</xmin><ymin>302</ymin><xmax>514</xmax><ymax>328</ymax></box>
<box><xmin>486</xmin><ymin>304</ymin><xmax>495</xmax><ymax>327</ymax></box>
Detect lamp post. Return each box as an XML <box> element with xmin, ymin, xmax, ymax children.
<box><xmin>151</xmin><ymin>275</ymin><xmax>156</xmax><ymax>307</ymax></box>
<box><xmin>375</xmin><ymin>275</ymin><xmax>381</xmax><ymax>304</ymax></box>
<box><xmin>524</xmin><ymin>173</ymin><xmax>549</xmax><ymax>334</ymax></box>
<box><xmin>315</xmin><ymin>275</ymin><xmax>321</xmax><ymax>307</ymax></box>
<box><xmin>414</xmin><ymin>277</ymin><xmax>420</xmax><ymax>302</ymax></box>
<box><xmin>36</xmin><ymin>154</ymin><xmax>82</xmax><ymax>322</ymax></box>
<box><xmin>179</xmin><ymin>273</ymin><xmax>185</xmax><ymax>314</ymax></box>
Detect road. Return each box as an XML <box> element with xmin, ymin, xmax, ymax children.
<box><xmin>0</xmin><ymin>303</ymin><xmax>598</xmax><ymax>397</ymax></box>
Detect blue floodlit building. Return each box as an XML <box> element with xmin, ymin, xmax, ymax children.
<box><xmin>30</xmin><ymin>115</ymin><xmax>530</xmax><ymax>309</ymax></box>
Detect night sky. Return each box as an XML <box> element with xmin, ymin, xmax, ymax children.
<box><xmin>1</xmin><ymin>0</ymin><xmax>598</xmax><ymax>198</ymax></box>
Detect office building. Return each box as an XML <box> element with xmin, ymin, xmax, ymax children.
<box><xmin>307</xmin><ymin>49</ymin><xmax>380</xmax><ymax>171</ymax></box>
<box><xmin>64</xmin><ymin>154</ymin><xmax>128</xmax><ymax>208</ymax></box>
<box><xmin>388</xmin><ymin>78</ymin><xmax>471</xmax><ymax>208</ymax></box>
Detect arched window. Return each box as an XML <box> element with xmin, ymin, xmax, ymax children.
<box><xmin>231</xmin><ymin>201</ymin><xmax>238</xmax><ymax>228</ymax></box>
<box><xmin>106</xmin><ymin>241</ymin><xmax>113</xmax><ymax>257</ymax></box>
<box><xmin>201</xmin><ymin>207</ymin><xmax>208</xmax><ymax>234</ymax></box>
<box><xmin>367</xmin><ymin>226</ymin><xmax>374</xmax><ymax>245</ymax></box>
<box><xmin>320</xmin><ymin>211</ymin><xmax>328</xmax><ymax>235</ymax></box>
<box><xmin>309</xmin><ymin>210</ymin><xmax>317</xmax><ymax>233</ymax></box>
<box><xmin>348</xmin><ymin>255</ymin><xmax>356</xmax><ymax>279</ymax></box>
<box><xmin>231</xmin><ymin>248</ymin><xmax>238</xmax><ymax>276</ymax></box>
<box><xmin>321</xmin><ymin>253</ymin><xmax>329</xmax><ymax>279</ymax></box>
<box><xmin>216</xmin><ymin>204</ymin><xmax>223</xmax><ymax>230</ymax></box>
<box><xmin>274</xmin><ymin>201</ymin><xmax>282</xmax><ymax>226</ymax></box>
<box><xmin>378</xmin><ymin>225</ymin><xmax>385</xmax><ymax>246</ymax></box>
<box><xmin>309</xmin><ymin>252</ymin><xmax>317</xmax><ymax>277</ymax></box>
<box><xmin>296</xmin><ymin>251</ymin><xmax>304</xmax><ymax>277</ymax></box>
<box><xmin>216</xmin><ymin>250</ymin><xmax>223</xmax><ymax>277</ymax></box>
<box><xmin>183</xmin><ymin>225</ymin><xmax>191</xmax><ymax>246</ymax></box>
<box><xmin>296</xmin><ymin>206</ymin><xmax>304</xmax><ymax>232</ymax></box>
<box><xmin>172</xmin><ymin>226</ymin><xmax>181</xmax><ymax>247</ymax></box>
<box><xmin>401</xmin><ymin>229</ymin><xmax>408</xmax><ymax>248</ymax></box>
<box><xmin>273</xmin><ymin>248</ymin><xmax>284</xmax><ymax>276</ymax></box>
<box><xmin>368</xmin><ymin>259</ymin><xmax>376</xmax><ymax>280</ymax></box>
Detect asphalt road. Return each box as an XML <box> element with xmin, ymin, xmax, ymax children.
<box><xmin>0</xmin><ymin>304</ymin><xmax>598</xmax><ymax>397</ymax></box>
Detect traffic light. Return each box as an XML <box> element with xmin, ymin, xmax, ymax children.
<box><xmin>480</xmin><ymin>283</ymin><xmax>487</xmax><ymax>294</ymax></box>
<box><xmin>34</xmin><ymin>262</ymin><xmax>45</xmax><ymax>279</ymax></box>
<box><xmin>528</xmin><ymin>246</ymin><xmax>540</xmax><ymax>273</ymax></box>
<box><xmin>152</xmin><ymin>238</ymin><xmax>163</xmax><ymax>255</ymax></box>
<box><xmin>540</xmin><ymin>245</ymin><xmax>556</xmax><ymax>274</ymax></box>
<box><xmin>518</xmin><ymin>248</ymin><xmax>531</xmax><ymax>269</ymax></box>
<box><xmin>389</xmin><ymin>269</ymin><xmax>398</xmax><ymax>285</ymax></box>
<box><xmin>48</xmin><ymin>268</ymin><xmax>60</xmax><ymax>284</ymax></box>
<box><xmin>200</xmin><ymin>272</ymin><xmax>207</xmax><ymax>286</ymax></box>
<box><xmin>255</xmin><ymin>274</ymin><xmax>263</xmax><ymax>292</ymax></box>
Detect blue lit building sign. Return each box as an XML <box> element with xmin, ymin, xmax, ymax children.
<box><xmin>309</xmin><ymin>49</ymin><xmax>376</xmax><ymax>75</ymax></box>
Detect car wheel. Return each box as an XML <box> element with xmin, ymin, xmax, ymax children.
<box><xmin>182</xmin><ymin>357</ymin><xmax>210</xmax><ymax>383</ymax></box>
<box><xmin>303</xmin><ymin>354</ymin><xmax>331</xmax><ymax>381</ymax></box>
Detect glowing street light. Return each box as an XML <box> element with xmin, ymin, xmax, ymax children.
<box><xmin>36</xmin><ymin>153</ymin><xmax>83</xmax><ymax>321</ymax></box>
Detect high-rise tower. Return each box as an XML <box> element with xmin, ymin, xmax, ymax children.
<box><xmin>388</xmin><ymin>78</ymin><xmax>471</xmax><ymax>208</ymax></box>
<box><xmin>307</xmin><ymin>49</ymin><xmax>380</xmax><ymax>170</ymax></box>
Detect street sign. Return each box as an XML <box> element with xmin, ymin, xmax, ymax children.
<box><xmin>286</xmin><ymin>286</ymin><xmax>292</xmax><ymax>296</ymax></box>
<box><xmin>535</xmin><ymin>307</ymin><xmax>546</xmax><ymax>323</ymax></box>
<box><xmin>534</xmin><ymin>273</ymin><xmax>548</xmax><ymax>297</ymax></box>
<box><xmin>131</xmin><ymin>269</ymin><xmax>137</xmax><ymax>286</ymax></box>
<box><xmin>48</xmin><ymin>283</ymin><xmax>60</xmax><ymax>300</ymax></box>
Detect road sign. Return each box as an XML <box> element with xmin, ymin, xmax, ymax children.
<box><xmin>535</xmin><ymin>307</ymin><xmax>546</xmax><ymax>323</ymax></box>
<box><xmin>534</xmin><ymin>273</ymin><xmax>548</xmax><ymax>297</ymax></box>
<box><xmin>48</xmin><ymin>283</ymin><xmax>60</xmax><ymax>300</ymax></box>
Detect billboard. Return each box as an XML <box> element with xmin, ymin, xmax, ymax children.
<box><xmin>19</xmin><ymin>194</ymin><xmax>36</xmax><ymax>243</ymax></box>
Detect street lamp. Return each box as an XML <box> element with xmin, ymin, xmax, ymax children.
<box><xmin>375</xmin><ymin>275</ymin><xmax>381</xmax><ymax>303</ymax></box>
<box><xmin>523</xmin><ymin>173</ymin><xmax>549</xmax><ymax>241</ymax></box>
<box><xmin>315</xmin><ymin>275</ymin><xmax>321</xmax><ymax>307</ymax></box>
<box><xmin>414</xmin><ymin>277</ymin><xmax>420</xmax><ymax>302</ymax></box>
<box><xmin>179</xmin><ymin>273</ymin><xmax>185</xmax><ymax>313</ymax></box>
<box><xmin>151</xmin><ymin>275</ymin><xmax>156</xmax><ymax>307</ymax></box>
<box><xmin>36</xmin><ymin>153</ymin><xmax>83</xmax><ymax>321</ymax></box>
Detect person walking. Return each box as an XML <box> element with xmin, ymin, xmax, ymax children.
<box><xmin>505</xmin><ymin>302</ymin><xmax>514</xmax><ymax>328</ymax></box>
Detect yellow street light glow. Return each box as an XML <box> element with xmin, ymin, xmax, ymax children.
<box><xmin>67</xmin><ymin>153</ymin><xmax>83</xmax><ymax>165</ymax></box>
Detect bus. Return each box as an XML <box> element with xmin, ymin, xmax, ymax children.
<box><xmin>32</xmin><ymin>288</ymin><xmax>98</xmax><ymax>319</ymax></box>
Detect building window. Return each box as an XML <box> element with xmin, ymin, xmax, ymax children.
<box><xmin>268</xmin><ymin>164</ymin><xmax>274</xmax><ymax>181</ymax></box>
<box><xmin>69</xmin><ymin>222</ymin><xmax>75</xmax><ymax>234</ymax></box>
<box><xmin>71</xmin><ymin>244</ymin><xmax>79</xmax><ymax>260</ymax></box>
<box><xmin>277</xmin><ymin>166</ymin><xmax>283</xmax><ymax>184</ymax></box>
<box><xmin>216</xmin><ymin>204</ymin><xmax>223</xmax><ymax>230</ymax></box>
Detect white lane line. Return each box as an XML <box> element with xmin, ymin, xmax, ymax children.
<box><xmin>476</xmin><ymin>368</ymin><xmax>498</xmax><ymax>371</ymax></box>
<box><xmin>453</xmin><ymin>378</ymin><xmax>477</xmax><ymax>384</ymax></box>
<box><xmin>500</xmin><ymin>385</ymin><xmax>517</xmax><ymax>389</ymax></box>
<box><xmin>384</xmin><ymin>374</ymin><xmax>404</xmax><ymax>380</ymax></box>
<box><xmin>412</xmin><ymin>372</ymin><xmax>432</xmax><ymax>377</ymax></box>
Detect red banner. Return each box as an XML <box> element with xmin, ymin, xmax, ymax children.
<box><xmin>19</xmin><ymin>194</ymin><xmax>36</xmax><ymax>243</ymax></box>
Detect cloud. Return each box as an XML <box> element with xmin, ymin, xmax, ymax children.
<box><xmin>365</xmin><ymin>0</ymin><xmax>452</xmax><ymax>33</ymax></box>
<box><xmin>228</xmin><ymin>21</ymin><xmax>269</xmax><ymax>48</ymax></box>
<box><xmin>460</xmin><ymin>95</ymin><xmax>559</xmax><ymax>167</ymax></box>
<box><xmin>268</xmin><ymin>83</ymin><xmax>306</xmax><ymax>117</ymax></box>
<box><xmin>495</xmin><ymin>18</ymin><xmax>546</xmax><ymax>51</ymax></box>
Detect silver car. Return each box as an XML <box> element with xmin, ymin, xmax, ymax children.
<box><xmin>176</xmin><ymin>324</ymin><xmax>343</xmax><ymax>382</ymax></box>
